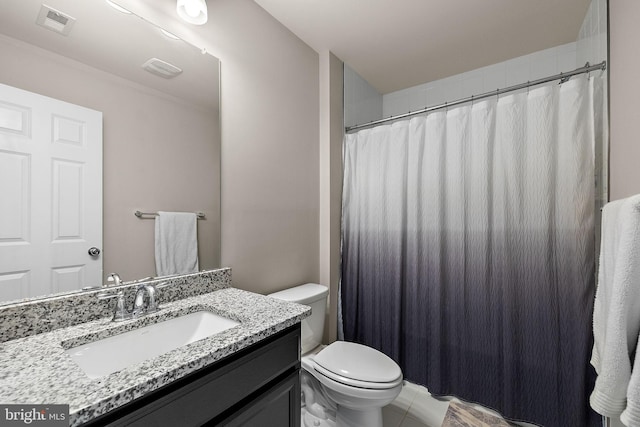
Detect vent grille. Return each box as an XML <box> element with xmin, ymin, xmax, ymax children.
<box><xmin>141</xmin><ymin>58</ymin><xmax>183</xmax><ymax>79</ymax></box>
<box><xmin>36</xmin><ymin>4</ymin><xmax>76</xmax><ymax>36</ymax></box>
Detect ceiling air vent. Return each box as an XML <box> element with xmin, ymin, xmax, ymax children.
<box><xmin>142</xmin><ymin>58</ymin><xmax>183</xmax><ymax>79</ymax></box>
<box><xmin>36</xmin><ymin>4</ymin><xmax>76</xmax><ymax>36</ymax></box>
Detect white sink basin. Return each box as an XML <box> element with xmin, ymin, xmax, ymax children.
<box><xmin>65</xmin><ymin>311</ymin><xmax>240</xmax><ymax>379</ymax></box>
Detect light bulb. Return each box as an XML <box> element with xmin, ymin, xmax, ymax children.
<box><xmin>177</xmin><ymin>0</ymin><xmax>207</xmax><ymax>25</ymax></box>
<box><xmin>184</xmin><ymin>2</ymin><xmax>200</xmax><ymax>17</ymax></box>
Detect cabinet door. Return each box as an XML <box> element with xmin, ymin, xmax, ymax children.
<box><xmin>217</xmin><ymin>370</ymin><xmax>301</xmax><ymax>427</ymax></box>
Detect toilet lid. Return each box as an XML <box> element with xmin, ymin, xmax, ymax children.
<box><xmin>314</xmin><ymin>341</ymin><xmax>402</xmax><ymax>386</ymax></box>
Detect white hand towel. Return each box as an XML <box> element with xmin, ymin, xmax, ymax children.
<box><xmin>590</xmin><ymin>195</ymin><xmax>640</xmax><ymax>418</ymax></box>
<box><xmin>154</xmin><ymin>211</ymin><xmax>199</xmax><ymax>277</ymax></box>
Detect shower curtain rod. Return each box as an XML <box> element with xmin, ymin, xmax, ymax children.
<box><xmin>345</xmin><ymin>61</ymin><xmax>607</xmax><ymax>133</ymax></box>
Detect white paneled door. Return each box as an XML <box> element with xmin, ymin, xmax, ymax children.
<box><xmin>0</xmin><ymin>83</ymin><xmax>102</xmax><ymax>301</ymax></box>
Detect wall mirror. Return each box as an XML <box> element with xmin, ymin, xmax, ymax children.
<box><xmin>0</xmin><ymin>0</ymin><xmax>221</xmax><ymax>304</ymax></box>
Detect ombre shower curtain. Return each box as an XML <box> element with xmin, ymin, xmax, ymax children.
<box><xmin>341</xmin><ymin>75</ymin><xmax>605</xmax><ymax>426</ymax></box>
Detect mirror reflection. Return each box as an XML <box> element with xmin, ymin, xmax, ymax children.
<box><xmin>0</xmin><ymin>0</ymin><xmax>221</xmax><ymax>303</ymax></box>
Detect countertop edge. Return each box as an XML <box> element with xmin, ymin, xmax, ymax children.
<box><xmin>0</xmin><ymin>287</ymin><xmax>310</xmax><ymax>426</ymax></box>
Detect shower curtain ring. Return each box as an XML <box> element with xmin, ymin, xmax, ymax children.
<box><xmin>585</xmin><ymin>62</ymin><xmax>592</xmax><ymax>80</ymax></box>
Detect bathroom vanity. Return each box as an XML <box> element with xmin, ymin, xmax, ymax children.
<box><xmin>0</xmin><ymin>269</ymin><xmax>309</xmax><ymax>426</ymax></box>
<box><xmin>88</xmin><ymin>325</ymin><xmax>301</xmax><ymax>426</ymax></box>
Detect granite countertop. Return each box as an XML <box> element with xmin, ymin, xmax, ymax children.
<box><xmin>0</xmin><ymin>287</ymin><xmax>310</xmax><ymax>426</ymax></box>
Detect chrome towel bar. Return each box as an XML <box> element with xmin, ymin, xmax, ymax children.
<box><xmin>134</xmin><ymin>210</ymin><xmax>205</xmax><ymax>219</ymax></box>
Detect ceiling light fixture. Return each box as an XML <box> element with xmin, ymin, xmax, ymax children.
<box><xmin>104</xmin><ymin>0</ymin><xmax>132</xmax><ymax>14</ymax></box>
<box><xmin>176</xmin><ymin>0</ymin><xmax>207</xmax><ymax>25</ymax></box>
<box><xmin>160</xmin><ymin>29</ymin><xmax>181</xmax><ymax>40</ymax></box>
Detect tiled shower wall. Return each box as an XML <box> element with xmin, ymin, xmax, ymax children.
<box><xmin>344</xmin><ymin>0</ymin><xmax>608</xmax><ymax>131</ymax></box>
<box><xmin>577</xmin><ymin>0</ymin><xmax>608</xmax><ymax>69</ymax></box>
<box><xmin>381</xmin><ymin>42</ymin><xmax>579</xmax><ymax>120</ymax></box>
<box><xmin>577</xmin><ymin>0</ymin><xmax>609</xmax><ymax>242</ymax></box>
<box><xmin>344</xmin><ymin>65</ymin><xmax>382</xmax><ymax>129</ymax></box>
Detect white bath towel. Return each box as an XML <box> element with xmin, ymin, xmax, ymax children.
<box><xmin>590</xmin><ymin>195</ymin><xmax>640</xmax><ymax>419</ymax></box>
<box><xmin>154</xmin><ymin>211</ymin><xmax>199</xmax><ymax>277</ymax></box>
<box><xmin>622</xmin><ymin>333</ymin><xmax>640</xmax><ymax>426</ymax></box>
<box><xmin>591</xmin><ymin>198</ymin><xmax>626</xmax><ymax>372</ymax></box>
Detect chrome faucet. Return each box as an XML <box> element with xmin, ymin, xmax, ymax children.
<box><xmin>132</xmin><ymin>284</ymin><xmax>158</xmax><ymax>316</ymax></box>
<box><xmin>98</xmin><ymin>282</ymin><xmax>167</xmax><ymax>321</ymax></box>
<box><xmin>106</xmin><ymin>273</ymin><xmax>122</xmax><ymax>287</ymax></box>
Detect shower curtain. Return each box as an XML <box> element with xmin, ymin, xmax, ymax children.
<box><xmin>341</xmin><ymin>75</ymin><xmax>605</xmax><ymax>426</ymax></box>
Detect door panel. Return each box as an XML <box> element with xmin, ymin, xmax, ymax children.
<box><xmin>51</xmin><ymin>265</ymin><xmax>84</xmax><ymax>294</ymax></box>
<box><xmin>52</xmin><ymin>159</ymin><xmax>83</xmax><ymax>240</ymax></box>
<box><xmin>0</xmin><ymin>150</ymin><xmax>30</xmax><ymax>242</ymax></box>
<box><xmin>0</xmin><ymin>271</ymin><xmax>29</xmax><ymax>302</ymax></box>
<box><xmin>0</xmin><ymin>83</ymin><xmax>102</xmax><ymax>301</ymax></box>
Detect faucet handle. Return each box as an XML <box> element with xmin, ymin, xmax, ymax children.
<box><xmin>97</xmin><ymin>290</ymin><xmax>130</xmax><ymax>322</ymax></box>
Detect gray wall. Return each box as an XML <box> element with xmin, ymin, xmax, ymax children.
<box><xmin>212</xmin><ymin>1</ymin><xmax>320</xmax><ymax>294</ymax></box>
<box><xmin>610</xmin><ymin>0</ymin><xmax>640</xmax><ymax>201</ymax></box>
<box><xmin>0</xmin><ymin>34</ymin><xmax>220</xmax><ymax>283</ymax></box>
<box><xmin>609</xmin><ymin>1</ymin><xmax>639</xmax><ymax>423</ymax></box>
<box><xmin>123</xmin><ymin>0</ymin><xmax>322</xmax><ymax>294</ymax></box>
<box><xmin>319</xmin><ymin>51</ymin><xmax>344</xmax><ymax>344</ymax></box>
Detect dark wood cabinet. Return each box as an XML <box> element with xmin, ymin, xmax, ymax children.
<box><xmin>84</xmin><ymin>324</ymin><xmax>301</xmax><ymax>427</ymax></box>
<box><xmin>216</xmin><ymin>370</ymin><xmax>300</xmax><ymax>426</ymax></box>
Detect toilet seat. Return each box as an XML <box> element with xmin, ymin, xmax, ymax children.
<box><xmin>312</xmin><ymin>341</ymin><xmax>403</xmax><ymax>390</ymax></box>
<box><xmin>314</xmin><ymin>364</ymin><xmax>403</xmax><ymax>390</ymax></box>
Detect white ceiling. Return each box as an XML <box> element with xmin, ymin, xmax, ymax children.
<box><xmin>0</xmin><ymin>0</ymin><xmax>219</xmax><ymax>111</ymax></box>
<box><xmin>254</xmin><ymin>0</ymin><xmax>591</xmax><ymax>94</ymax></box>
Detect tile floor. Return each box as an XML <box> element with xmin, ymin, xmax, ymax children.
<box><xmin>382</xmin><ymin>381</ymin><xmax>538</xmax><ymax>427</ymax></box>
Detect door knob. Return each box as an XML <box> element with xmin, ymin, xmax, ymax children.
<box><xmin>88</xmin><ymin>247</ymin><xmax>101</xmax><ymax>257</ymax></box>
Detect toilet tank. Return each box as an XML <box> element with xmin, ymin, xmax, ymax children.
<box><xmin>269</xmin><ymin>283</ymin><xmax>328</xmax><ymax>354</ymax></box>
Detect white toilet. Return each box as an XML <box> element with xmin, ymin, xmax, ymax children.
<box><xmin>270</xmin><ymin>283</ymin><xmax>403</xmax><ymax>427</ymax></box>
